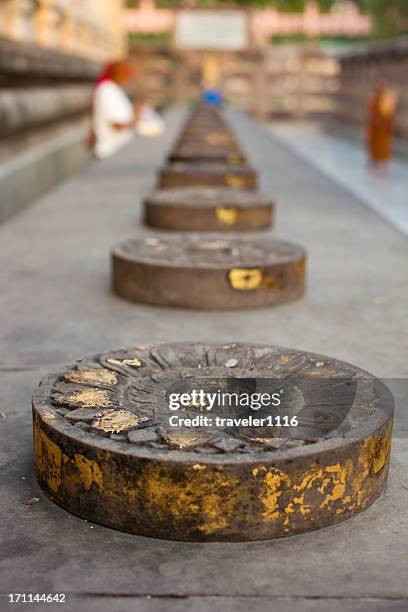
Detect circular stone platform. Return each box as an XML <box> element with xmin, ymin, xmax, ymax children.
<box><xmin>168</xmin><ymin>148</ymin><xmax>246</xmax><ymax>165</ymax></box>
<box><xmin>111</xmin><ymin>235</ymin><xmax>306</xmax><ymax>309</ymax></box>
<box><xmin>33</xmin><ymin>342</ymin><xmax>393</xmax><ymax>541</ymax></box>
<box><xmin>158</xmin><ymin>162</ymin><xmax>257</xmax><ymax>190</ymax></box>
<box><xmin>144</xmin><ymin>187</ymin><xmax>274</xmax><ymax>231</ymax></box>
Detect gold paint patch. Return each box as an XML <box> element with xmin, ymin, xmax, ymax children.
<box><xmin>107</xmin><ymin>358</ymin><xmax>142</xmax><ymax>368</ymax></box>
<box><xmin>205</xmin><ymin>132</ymin><xmax>230</xmax><ymax>146</ymax></box>
<box><xmin>63</xmin><ymin>369</ymin><xmax>117</xmax><ymax>387</ymax></box>
<box><xmin>295</xmin><ymin>258</ymin><xmax>306</xmax><ymax>279</ymax></box>
<box><xmin>253</xmin><ymin>466</ymin><xmax>290</xmax><ymax>522</ymax></box>
<box><xmin>91</xmin><ymin>409</ymin><xmax>146</xmax><ymax>434</ymax></box>
<box><xmin>159</xmin><ymin>428</ymin><xmax>216</xmax><ymax>450</ymax></box>
<box><xmin>62</xmin><ymin>388</ymin><xmax>112</xmax><ymax>409</ymax></box>
<box><xmin>73</xmin><ymin>454</ymin><xmax>103</xmax><ymax>491</ymax></box>
<box><xmin>139</xmin><ymin>464</ymin><xmax>240</xmax><ymax>535</ymax></box>
<box><xmin>225</xmin><ymin>174</ymin><xmax>247</xmax><ymax>189</ymax></box>
<box><xmin>228</xmin><ymin>153</ymin><xmax>243</xmax><ymax>165</ymax></box>
<box><xmin>215</xmin><ymin>206</ymin><xmax>238</xmax><ymax>226</ymax></box>
<box><xmin>261</xmin><ymin>274</ymin><xmax>281</xmax><ymax>292</ymax></box>
<box><xmin>34</xmin><ymin>422</ymin><xmax>62</xmax><ymax>493</ymax></box>
<box><xmin>229</xmin><ymin>268</ymin><xmax>263</xmax><ymax>291</ymax></box>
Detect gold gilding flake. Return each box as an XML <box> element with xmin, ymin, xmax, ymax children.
<box><xmin>261</xmin><ymin>275</ymin><xmax>281</xmax><ymax>292</ymax></box>
<box><xmin>205</xmin><ymin>132</ymin><xmax>230</xmax><ymax>146</ymax></box>
<box><xmin>139</xmin><ymin>463</ymin><xmax>239</xmax><ymax>534</ymax></box>
<box><xmin>229</xmin><ymin>268</ymin><xmax>263</xmax><ymax>291</ymax></box>
<box><xmin>225</xmin><ymin>174</ymin><xmax>246</xmax><ymax>189</ymax></box>
<box><xmin>253</xmin><ymin>466</ymin><xmax>289</xmax><ymax>522</ymax></box>
<box><xmin>246</xmin><ymin>437</ymin><xmax>275</xmax><ymax>445</ymax></box>
<box><xmin>295</xmin><ymin>258</ymin><xmax>306</xmax><ymax>278</ymax></box>
<box><xmin>306</xmin><ymin>369</ymin><xmax>338</xmax><ymax>377</ymax></box>
<box><xmin>73</xmin><ymin>454</ymin><xmax>103</xmax><ymax>491</ymax></box>
<box><xmin>215</xmin><ymin>206</ymin><xmax>238</xmax><ymax>226</ymax></box>
<box><xmin>43</xmin><ymin>409</ymin><xmax>57</xmax><ymax>421</ymax></box>
<box><xmin>61</xmin><ymin>388</ymin><xmax>112</xmax><ymax>409</ymax></box>
<box><xmin>228</xmin><ymin>153</ymin><xmax>243</xmax><ymax>165</ymax></box>
<box><xmin>34</xmin><ymin>421</ymin><xmax>62</xmax><ymax>493</ymax></box>
<box><xmin>371</xmin><ymin>437</ymin><xmax>390</xmax><ymax>475</ymax></box>
<box><xmin>160</xmin><ymin>428</ymin><xmax>214</xmax><ymax>450</ymax></box>
<box><xmin>107</xmin><ymin>357</ymin><xmax>142</xmax><ymax>368</ymax></box>
<box><xmin>91</xmin><ymin>409</ymin><xmax>145</xmax><ymax>433</ymax></box>
<box><xmin>63</xmin><ymin>369</ymin><xmax>117</xmax><ymax>387</ymax></box>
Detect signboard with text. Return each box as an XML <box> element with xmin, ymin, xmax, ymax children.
<box><xmin>175</xmin><ymin>10</ymin><xmax>249</xmax><ymax>51</ymax></box>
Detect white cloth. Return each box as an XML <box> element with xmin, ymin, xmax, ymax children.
<box><xmin>136</xmin><ymin>106</ymin><xmax>165</xmax><ymax>137</ymax></box>
<box><xmin>93</xmin><ymin>80</ymin><xmax>134</xmax><ymax>159</ymax></box>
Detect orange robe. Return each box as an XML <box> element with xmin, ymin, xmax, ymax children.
<box><xmin>367</xmin><ymin>97</ymin><xmax>395</xmax><ymax>162</ymax></box>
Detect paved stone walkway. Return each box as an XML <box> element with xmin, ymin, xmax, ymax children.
<box><xmin>1</xmin><ymin>108</ymin><xmax>408</xmax><ymax>612</ymax></box>
<box><xmin>269</xmin><ymin>121</ymin><xmax>408</xmax><ymax>237</ymax></box>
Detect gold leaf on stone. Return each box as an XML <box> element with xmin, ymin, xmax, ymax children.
<box><xmin>63</xmin><ymin>369</ymin><xmax>117</xmax><ymax>386</ymax></box>
<box><xmin>159</xmin><ymin>427</ymin><xmax>216</xmax><ymax>450</ymax></box>
<box><xmin>261</xmin><ymin>275</ymin><xmax>281</xmax><ymax>292</ymax></box>
<box><xmin>205</xmin><ymin>132</ymin><xmax>230</xmax><ymax>146</ymax></box>
<box><xmin>91</xmin><ymin>409</ymin><xmax>146</xmax><ymax>434</ymax></box>
<box><xmin>215</xmin><ymin>206</ymin><xmax>238</xmax><ymax>226</ymax></box>
<box><xmin>225</xmin><ymin>174</ymin><xmax>246</xmax><ymax>189</ymax></box>
<box><xmin>228</xmin><ymin>153</ymin><xmax>243</xmax><ymax>165</ymax></box>
<box><xmin>59</xmin><ymin>388</ymin><xmax>112</xmax><ymax>409</ymax></box>
<box><xmin>228</xmin><ymin>268</ymin><xmax>263</xmax><ymax>291</ymax></box>
<box><xmin>306</xmin><ymin>369</ymin><xmax>338</xmax><ymax>377</ymax></box>
<box><xmin>107</xmin><ymin>358</ymin><xmax>142</xmax><ymax>368</ymax></box>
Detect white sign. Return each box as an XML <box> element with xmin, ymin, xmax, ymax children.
<box><xmin>175</xmin><ymin>10</ymin><xmax>248</xmax><ymax>51</ymax></box>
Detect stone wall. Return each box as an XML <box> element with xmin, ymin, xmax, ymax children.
<box><xmin>0</xmin><ymin>35</ymin><xmax>102</xmax><ymax>223</ymax></box>
<box><xmin>0</xmin><ymin>0</ymin><xmax>125</xmax><ymax>61</ymax></box>
<box><xmin>0</xmin><ymin>2</ymin><xmax>126</xmax><ymax>225</ymax></box>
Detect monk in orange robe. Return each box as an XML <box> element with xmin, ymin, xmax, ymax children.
<box><xmin>367</xmin><ymin>83</ymin><xmax>397</xmax><ymax>170</ymax></box>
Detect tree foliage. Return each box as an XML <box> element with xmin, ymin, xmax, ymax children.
<box><xmin>363</xmin><ymin>0</ymin><xmax>408</xmax><ymax>36</ymax></box>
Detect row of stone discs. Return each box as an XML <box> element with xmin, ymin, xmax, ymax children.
<box><xmin>147</xmin><ymin>105</ymin><xmax>269</xmax><ymax>232</ymax></box>
<box><xmin>33</xmin><ymin>106</ymin><xmax>394</xmax><ymax>541</ymax></box>
<box><xmin>112</xmin><ymin>104</ymin><xmax>307</xmax><ymax>309</ymax></box>
<box><xmin>158</xmin><ymin>105</ymin><xmax>258</xmax><ymax>192</ymax></box>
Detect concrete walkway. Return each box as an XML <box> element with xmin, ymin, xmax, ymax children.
<box><xmin>1</xmin><ymin>108</ymin><xmax>408</xmax><ymax>612</ymax></box>
<box><xmin>269</xmin><ymin>121</ymin><xmax>408</xmax><ymax>237</ymax></box>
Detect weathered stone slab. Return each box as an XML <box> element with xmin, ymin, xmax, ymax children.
<box><xmin>144</xmin><ymin>187</ymin><xmax>273</xmax><ymax>231</ymax></box>
<box><xmin>33</xmin><ymin>342</ymin><xmax>393</xmax><ymax>541</ymax></box>
<box><xmin>159</xmin><ymin>162</ymin><xmax>257</xmax><ymax>190</ymax></box>
<box><xmin>112</xmin><ymin>235</ymin><xmax>305</xmax><ymax>309</ymax></box>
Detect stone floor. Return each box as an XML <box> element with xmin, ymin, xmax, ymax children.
<box><xmin>1</xmin><ymin>108</ymin><xmax>408</xmax><ymax>612</ymax></box>
<box><xmin>269</xmin><ymin>121</ymin><xmax>408</xmax><ymax>237</ymax></box>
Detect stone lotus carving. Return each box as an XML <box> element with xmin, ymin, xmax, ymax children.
<box><xmin>47</xmin><ymin>342</ymin><xmax>378</xmax><ymax>453</ymax></box>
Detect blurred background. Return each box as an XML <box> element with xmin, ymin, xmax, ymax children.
<box><xmin>1</xmin><ymin>0</ymin><xmax>407</xmax><ymax>222</ymax></box>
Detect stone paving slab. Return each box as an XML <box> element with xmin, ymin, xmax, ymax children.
<box><xmin>4</xmin><ymin>597</ymin><xmax>408</xmax><ymax>612</ymax></box>
<box><xmin>269</xmin><ymin>121</ymin><xmax>408</xmax><ymax>237</ymax></box>
<box><xmin>0</xmin><ymin>108</ymin><xmax>408</xmax><ymax>611</ymax></box>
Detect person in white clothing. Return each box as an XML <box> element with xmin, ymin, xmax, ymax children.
<box><xmin>92</xmin><ymin>62</ymin><xmax>142</xmax><ymax>159</ymax></box>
